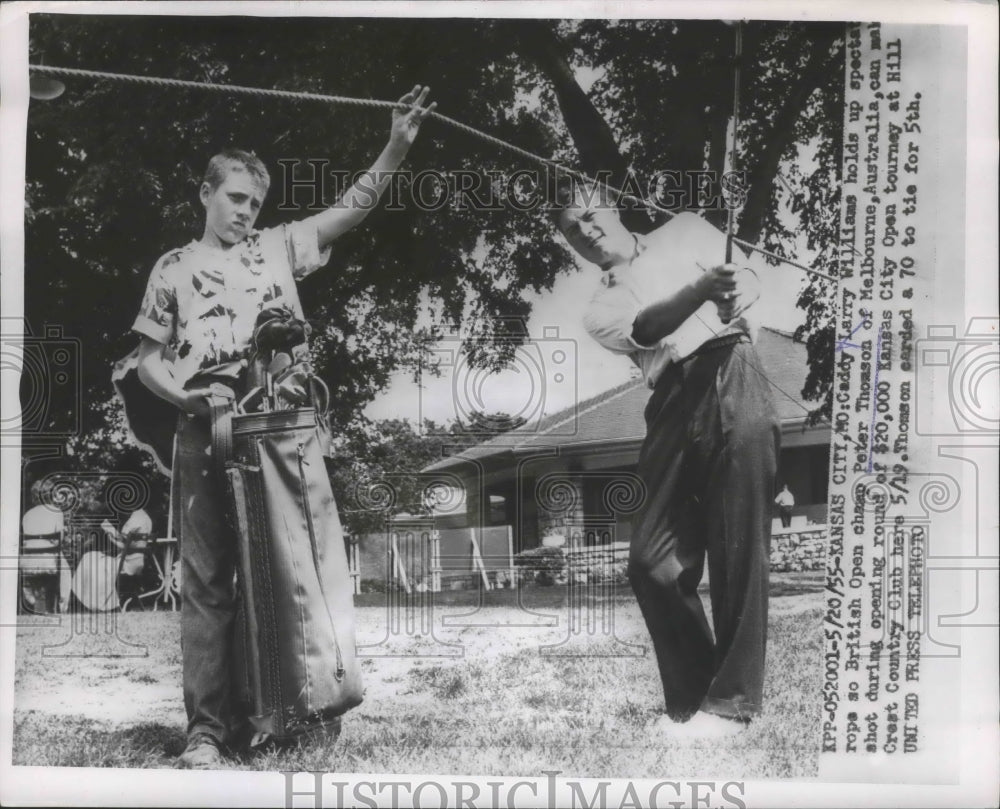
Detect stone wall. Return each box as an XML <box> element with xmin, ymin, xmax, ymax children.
<box><xmin>769</xmin><ymin>527</ymin><xmax>827</xmax><ymax>572</ymax></box>
<box><xmin>359</xmin><ymin>524</ymin><xmax>831</xmax><ymax>592</ymax></box>
<box><xmin>561</xmin><ymin>527</ymin><xmax>829</xmax><ymax>579</ymax></box>
<box><xmin>565</xmin><ymin>541</ymin><xmax>630</xmax><ymax>583</ymax></box>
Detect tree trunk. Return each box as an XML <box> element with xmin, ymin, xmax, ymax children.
<box><xmin>504</xmin><ymin>20</ymin><xmax>660</xmax><ymax>232</ymax></box>
<box><xmin>737</xmin><ymin>28</ymin><xmax>844</xmax><ymax>245</ymax></box>
<box><xmin>510</xmin><ymin>20</ymin><xmax>841</xmax><ymax>246</ymax></box>
<box><xmin>506</xmin><ymin>20</ymin><xmax>628</xmax><ymax>181</ymax></box>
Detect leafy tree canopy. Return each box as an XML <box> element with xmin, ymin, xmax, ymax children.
<box><xmin>23</xmin><ymin>15</ymin><xmax>843</xmax><ymax>505</ymax></box>
<box><xmin>328</xmin><ymin>411</ymin><xmax>526</xmax><ymax>535</ymax></box>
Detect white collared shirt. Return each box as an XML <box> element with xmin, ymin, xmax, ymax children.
<box><xmin>582</xmin><ymin>212</ymin><xmax>760</xmax><ymax>388</ymax></box>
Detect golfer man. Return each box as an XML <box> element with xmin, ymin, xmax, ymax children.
<box><xmin>131</xmin><ymin>86</ymin><xmax>434</xmax><ymax>768</ymax></box>
<box><xmin>551</xmin><ymin>179</ymin><xmax>780</xmax><ymax>738</ymax></box>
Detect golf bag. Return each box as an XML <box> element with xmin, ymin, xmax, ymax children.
<box><xmin>203</xmin><ymin>308</ymin><xmax>363</xmax><ymax>746</ymax></box>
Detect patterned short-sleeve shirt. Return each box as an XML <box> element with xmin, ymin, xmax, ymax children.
<box><xmin>132</xmin><ymin>220</ymin><xmax>330</xmax><ymax>386</ymax></box>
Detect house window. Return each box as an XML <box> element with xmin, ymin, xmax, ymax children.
<box><xmin>777</xmin><ymin>445</ymin><xmax>830</xmax><ymax>505</ymax></box>
<box><xmin>488</xmin><ymin>494</ymin><xmax>507</xmax><ymax>526</ymax></box>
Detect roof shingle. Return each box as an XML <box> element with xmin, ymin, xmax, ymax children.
<box><xmin>424</xmin><ymin>327</ymin><xmax>817</xmax><ymax>472</ymax></box>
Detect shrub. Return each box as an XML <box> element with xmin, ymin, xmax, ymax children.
<box><xmin>359</xmin><ymin>578</ymin><xmax>388</xmax><ymax>594</ymax></box>
<box><xmin>514</xmin><ymin>546</ymin><xmax>566</xmax><ymax>585</ymax></box>
<box><xmin>573</xmin><ymin>558</ymin><xmax>629</xmax><ymax>585</ymax></box>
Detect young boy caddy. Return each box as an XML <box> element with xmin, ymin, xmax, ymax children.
<box><xmin>131</xmin><ymin>85</ymin><xmax>435</xmax><ymax>769</ymax></box>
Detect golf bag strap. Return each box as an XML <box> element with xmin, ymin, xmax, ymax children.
<box><xmin>208</xmin><ymin>395</ymin><xmax>235</xmax><ymax>471</ymax></box>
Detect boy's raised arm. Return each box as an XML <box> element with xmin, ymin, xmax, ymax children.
<box><xmin>309</xmin><ymin>85</ymin><xmax>436</xmax><ymax>250</ymax></box>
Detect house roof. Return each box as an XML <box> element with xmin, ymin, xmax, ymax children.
<box><xmin>424</xmin><ymin>327</ymin><xmax>820</xmax><ymax>473</ymax></box>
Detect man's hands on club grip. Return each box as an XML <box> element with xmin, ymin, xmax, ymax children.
<box><xmin>631</xmin><ymin>262</ymin><xmax>759</xmax><ymax>346</ymax></box>
<box><xmin>697</xmin><ymin>263</ymin><xmax>759</xmax><ymax>324</ymax></box>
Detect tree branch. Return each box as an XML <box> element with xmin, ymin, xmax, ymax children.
<box><xmin>737</xmin><ymin>28</ymin><xmax>843</xmax><ymax>245</ymax></box>
<box><xmin>505</xmin><ymin>20</ymin><xmax>629</xmax><ymax>182</ymax></box>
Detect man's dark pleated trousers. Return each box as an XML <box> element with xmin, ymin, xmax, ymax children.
<box><xmin>628</xmin><ymin>336</ymin><xmax>780</xmax><ymax>721</ymax></box>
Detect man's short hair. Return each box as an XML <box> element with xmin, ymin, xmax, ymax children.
<box><xmin>545</xmin><ymin>172</ymin><xmax>617</xmax><ymax>226</ymax></box>
<box><xmin>202</xmin><ymin>148</ymin><xmax>270</xmax><ymax>194</ymax></box>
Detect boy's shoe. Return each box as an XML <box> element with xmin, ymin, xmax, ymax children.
<box><xmin>176</xmin><ymin>733</ymin><xmax>225</xmax><ymax>769</ymax></box>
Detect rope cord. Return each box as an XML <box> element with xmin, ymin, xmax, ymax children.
<box><xmin>28</xmin><ymin>63</ymin><xmax>835</xmax><ymax>283</ymax></box>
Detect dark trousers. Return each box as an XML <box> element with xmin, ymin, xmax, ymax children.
<box><xmin>779</xmin><ymin>506</ymin><xmax>793</xmax><ymax>528</ymax></box>
<box><xmin>174</xmin><ymin>414</ymin><xmax>240</xmax><ymax>746</ymax></box>
<box><xmin>629</xmin><ymin>338</ymin><xmax>780</xmax><ymax>721</ymax></box>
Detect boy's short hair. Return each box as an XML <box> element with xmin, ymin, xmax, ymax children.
<box><xmin>202</xmin><ymin>148</ymin><xmax>271</xmax><ymax>194</ymax></box>
<box><xmin>545</xmin><ymin>172</ymin><xmax>617</xmax><ymax>226</ymax></box>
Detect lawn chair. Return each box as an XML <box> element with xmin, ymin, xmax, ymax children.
<box><xmin>71</xmin><ymin>510</ymin><xmax>157</xmax><ymax>613</ymax></box>
<box><xmin>20</xmin><ymin>504</ymin><xmax>71</xmax><ymax>614</ymax></box>
<box><xmin>116</xmin><ymin>510</ymin><xmax>173</xmax><ymax>612</ymax></box>
<box><xmin>117</xmin><ymin>533</ymin><xmax>160</xmax><ymax>611</ymax></box>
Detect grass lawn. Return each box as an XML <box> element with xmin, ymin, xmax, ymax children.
<box><xmin>12</xmin><ymin>573</ymin><xmax>823</xmax><ymax>778</ymax></box>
